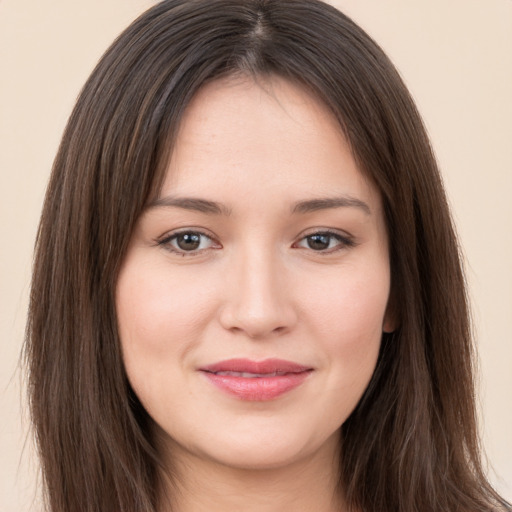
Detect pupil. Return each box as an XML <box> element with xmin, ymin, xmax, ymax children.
<box><xmin>308</xmin><ymin>234</ymin><xmax>330</xmax><ymax>250</ymax></box>
<box><xmin>177</xmin><ymin>233</ymin><xmax>201</xmax><ymax>251</ymax></box>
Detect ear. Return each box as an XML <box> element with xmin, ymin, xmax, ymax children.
<box><xmin>383</xmin><ymin>313</ymin><xmax>397</xmax><ymax>334</ymax></box>
<box><xmin>382</xmin><ymin>290</ymin><xmax>399</xmax><ymax>334</ymax></box>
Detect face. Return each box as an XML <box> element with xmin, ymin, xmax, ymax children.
<box><xmin>116</xmin><ymin>76</ymin><xmax>393</xmax><ymax>472</ymax></box>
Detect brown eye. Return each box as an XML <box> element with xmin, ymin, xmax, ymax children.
<box><xmin>306</xmin><ymin>234</ymin><xmax>331</xmax><ymax>250</ymax></box>
<box><xmin>175</xmin><ymin>233</ymin><xmax>201</xmax><ymax>251</ymax></box>
<box><xmin>295</xmin><ymin>231</ymin><xmax>354</xmax><ymax>253</ymax></box>
<box><xmin>159</xmin><ymin>230</ymin><xmax>217</xmax><ymax>255</ymax></box>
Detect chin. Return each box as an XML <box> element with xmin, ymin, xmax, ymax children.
<box><xmin>166</xmin><ymin>421</ymin><xmax>342</xmax><ymax>473</ymax></box>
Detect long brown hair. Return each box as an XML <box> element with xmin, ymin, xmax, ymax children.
<box><xmin>25</xmin><ymin>1</ymin><xmax>510</xmax><ymax>511</ymax></box>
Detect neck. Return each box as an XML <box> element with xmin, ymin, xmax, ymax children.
<box><xmin>157</xmin><ymin>434</ymin><xmax>345</xmax><ymax>512</ymax></box>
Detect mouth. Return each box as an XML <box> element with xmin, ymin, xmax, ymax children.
<box><xmin>212</xmin><ymin>370</ymin><xmax>291</xmax><ymax>378</ymax></box>
<box><xmin>199</xmin><ymin>358</ymin><xmax>313</xmax><ymax>401</ymax></box>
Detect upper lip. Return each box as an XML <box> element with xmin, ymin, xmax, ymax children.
<box><xmin>200</xmin><ymin>358</ymin><xmax>312</xmax><ymax>374</ymax></box>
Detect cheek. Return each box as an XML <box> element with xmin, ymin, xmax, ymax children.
<box><xmin>115</xmin><ymin>258</ymin><xmax>218</xmax><ymax>379</ymax></box>
<box><xmin>302</xmin><ymin>263</ymin><xmax>389</xmax><ymax>385</ymax></box>
<box><xmin>307</xmin><ymin>262</ymin><xmax>389</xmax><ymax>329</ymax></box>
<box><xmin>119</xmin><ymin>260</ymin><xmax>205</xmax><ymax>334</ymax></box>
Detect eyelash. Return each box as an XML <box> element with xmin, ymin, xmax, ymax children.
<box><xmin>156</xmin><ymin>229</ymin><xmax>356</xmax><ymax>256</ymax></box>
<box><xmin>293</xmin><ymin>229</ymin><xmax>356</xmax><ymax>253</ymax></box>
<box><xmin>157</xmin><ymin>229</ymin><xmax>219</xmax><ymax>257</ymax></box>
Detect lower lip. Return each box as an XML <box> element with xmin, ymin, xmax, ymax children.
<box><xmin>201</xmin><ymin>371</ymin><xmax>312</xmax><ymax>401</ymax></box>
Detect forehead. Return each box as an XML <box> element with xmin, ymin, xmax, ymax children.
<box><xmin>162</xmin><ymin>75</ymin><xmax>380</xmax><ymax>210</ymax></box>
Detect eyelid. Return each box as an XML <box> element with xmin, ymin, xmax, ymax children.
<box><xmin>156</xmin><ymin>228</ymin><xmax>221</xmax><ymax>256</ymax></box>
<box><xmin>293</xmin><ymin>228</ymin><xmax>357</xmax><ymax>252</ymax></box>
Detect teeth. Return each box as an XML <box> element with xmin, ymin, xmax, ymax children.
<box><xmin>215</xmin><ymin>371</ymin><xmax>284</xmax><ymax>378</ymax></box>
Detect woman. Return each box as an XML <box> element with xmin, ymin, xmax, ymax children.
<box><xmin>24</xmin><ymin>0</ymin><xmax>511</xmax><ymax>511</ymax></box>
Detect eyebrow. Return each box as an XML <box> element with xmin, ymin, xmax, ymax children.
<box><xmin>146</xmin><ymin>195</ymin><xmax>371</xmax><ymax>216</ymax></box>
<box><xmin>146</xmin><ymin>196</ymin><xmax>232</xmax><ymax>215</ymax></box>
<box><xmin>291</xmin><ymin>196</ymin><xmax>371</xmax><ymax>215</ymax></box>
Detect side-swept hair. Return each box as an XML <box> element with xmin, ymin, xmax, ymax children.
<box><xmin>25</xmin><ymin>1</ymin><xmax>510</xmax><ymax>511</ymax></box>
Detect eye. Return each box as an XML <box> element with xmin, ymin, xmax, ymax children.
<box><xmin>295</xmin><ymin>231</ymin><xmax>354</xmax><ymax>252</ymax></box>
<box><xmin>158</xmin><ymin>230</ymin><xmax>219</xmax><ymax>255</ymax></box>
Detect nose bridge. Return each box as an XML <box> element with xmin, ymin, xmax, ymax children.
<box><xmin>220</xmin><ymin>242</ymin><xmax>296</xmax><ymax>338</ymax></box>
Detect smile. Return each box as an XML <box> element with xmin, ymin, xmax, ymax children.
<box><xmin>199</xmin><ymin>358</ymin><xmax>313</xmax><ymax>401</ymax></box>
<box><xmin>213</xmin><ymin>371</ymin><xmax>288</xmax><ymax>378</ymax></box>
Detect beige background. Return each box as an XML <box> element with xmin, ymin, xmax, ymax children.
<box><xmin>1</xmin><ymin>0</ymin><xmax>510</xmax><ymax>510</ymax></box>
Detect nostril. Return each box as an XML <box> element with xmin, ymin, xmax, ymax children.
<box><xmin>219</xmin><ymin>307</ymin><xmax>294</xmax><ymax>339</ymax></box>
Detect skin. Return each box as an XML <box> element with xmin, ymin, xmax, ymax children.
<box><xmin>116</xmin><ymin>76</ymin><xmax>394</xmax><ymax>512</ymax></box>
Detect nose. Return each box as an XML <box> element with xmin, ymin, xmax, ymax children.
<box><xmin>219</xmin><ymin>248</ymin><xmax>298</xmax><ymax>339</ymax></box>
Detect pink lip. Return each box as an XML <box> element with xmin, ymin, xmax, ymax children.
<box><xmin>199</xmin><ymin>358</ymin><xmax>313</xmax><ymax>401</ymax></box>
